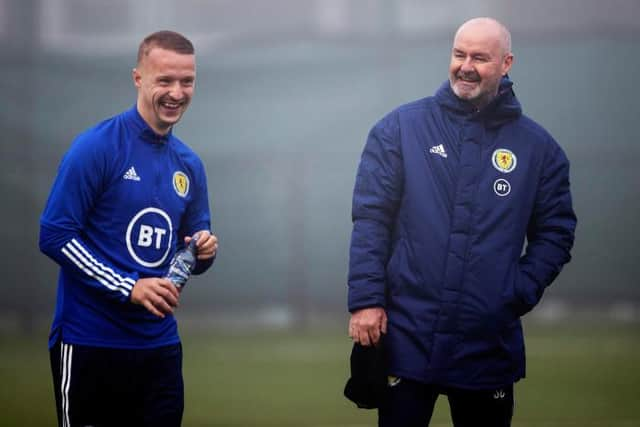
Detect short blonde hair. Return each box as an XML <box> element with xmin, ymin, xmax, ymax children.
<box><xmin>136</xmin><ymin>30</ymin><xmax>194</xmax><ymax>66</ymax></box>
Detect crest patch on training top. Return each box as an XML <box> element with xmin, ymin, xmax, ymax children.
<box><xmin>173</xmin><ymin>171</ymin><xmax>190</xmax><ymax>197</ymax></box>
<box><xmin>492</xmin><ymin>149</ymin><xmax>517</xmax><ymax>173</ymax></box>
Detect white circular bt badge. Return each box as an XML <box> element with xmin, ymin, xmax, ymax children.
<box><xmin>494</xmin><ymin>178</ymin><xmax>511</xmax><ymax>197</ymax></box>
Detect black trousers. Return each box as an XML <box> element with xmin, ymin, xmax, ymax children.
<box><xmin>378</xmin><ymin>377</ymin><xmax>514</xmax><ymax>427</ymax></box>
<box><xmin>50</xmin><ymin>340</ymin><xmax>183</xmax><ymax>427</ymax></box>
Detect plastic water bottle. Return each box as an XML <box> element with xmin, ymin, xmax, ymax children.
<box><xmin>165</xmin><ymin>235</ymin><xmax>199</xmax><ymax>288</ymax></box>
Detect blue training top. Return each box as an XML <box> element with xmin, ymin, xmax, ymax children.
<box><xmin>40</xmin><ymin>105</ymin><xmax>212</xmax><ymax>349</ymax></box>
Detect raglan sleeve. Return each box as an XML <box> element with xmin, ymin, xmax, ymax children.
<box><xmin>348</xmin><ymin>114</ymin><xmax>404</xmax><ymax>312</ymax></box>
<box><xmin>179</xmin><ymin>157</ymin><xmax>213</xmax><ymax>275</ymax></box>
<box><xmin>39</xmin><ymin>135</ymin><xmax>138</xmax><ymax>302</ymax></box>
<box><xmin>516</xmin><ymin>139</ymin><xmax>577</xmax><ymax>314</ymax></box>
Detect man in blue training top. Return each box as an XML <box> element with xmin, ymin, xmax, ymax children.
<box><xmin>40</xmin><ymin>30</ymin><xmax>218</xmax><ymax>427</ymax></box>
<box><xmin>347</xmin><ymin>17</ymin><xmax>576</xmax><ymax>426</ymax></box>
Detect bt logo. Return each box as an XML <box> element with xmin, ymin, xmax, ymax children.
<box><xmin>126</xmin><ymin>207</ymin><xmax>173</xmax><ymax>268</ymax></box>
<box><xmin>137</xmin><ymin>225</ymin><xmax>167</xmax><ymax>249</ymax></box>
<box><xmin>493</xmin><ymin>178</ymin><xmax>511</xmax><ymax>197</ymax></box>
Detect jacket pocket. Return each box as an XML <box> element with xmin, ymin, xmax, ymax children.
<box><xmin>462</xmin><ymin>265</ymin><xmax>522</xmax><ymax>336</ymax></box>
<box><xmin>502</xmin><ymin>263</ymin><xmax>531</xmax><ymax>320</ymax></box>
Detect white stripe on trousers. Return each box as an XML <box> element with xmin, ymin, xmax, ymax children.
<box><xmin>60</xmin><ymin>343</ymin><xmax>73</xmax><ymax>427</ymax></box>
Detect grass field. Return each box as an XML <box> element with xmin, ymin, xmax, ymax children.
<box><xmin>1</xmin><ymin>320</ymin><xmax>639</xmax><ymax>426</ymax></box>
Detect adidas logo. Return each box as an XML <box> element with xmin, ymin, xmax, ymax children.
<box><xmin>123</xmin><ymin>166</ymin><xmax>141</xmax><ymax>181</ymax></box>
<box><xmin>429</xmin><ymin>144</ymin><xmax>448</xmax><ymax>158</ymax></box>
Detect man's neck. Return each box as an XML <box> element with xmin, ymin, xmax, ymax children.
<box><xmin>136</xmin><ymin>103</ymin><xmax>171</xmax><ymax>136</ymax></box>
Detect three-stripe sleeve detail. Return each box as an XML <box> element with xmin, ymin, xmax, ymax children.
<box><xmin>61</xmin><ymin>238</ymin><xmax>135</xmax><ymax>297</ymax></box>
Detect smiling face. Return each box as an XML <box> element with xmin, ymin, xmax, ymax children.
<box><xmin>448</xmin><ymin>18</ymin><xmax>513</xmax><ymax>109</ymax></box>
<box><xmin>133</xmin><ymin>47</ymin><xmax>195</xmax><ymax>135</ymax></box>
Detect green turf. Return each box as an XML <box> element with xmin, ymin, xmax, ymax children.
<box><xmin>1</xmin><ymin>321</ymin><xmax>638</xmax><ymax>426</ymax></box>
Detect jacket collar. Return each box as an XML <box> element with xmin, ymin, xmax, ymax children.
<box><xmin>124</xmin><ymin>105</ymin><xmax>173</xmax><ymax>144</ymax></box>
<box><xmin>435</xmin><ymin>76</ymin><xmax>522</xmax><ymax>128</ymax></box>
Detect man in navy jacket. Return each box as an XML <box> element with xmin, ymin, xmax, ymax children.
<box><xmin>348</xmin><ymin>17</ymin><xmax>576</xmax><ymax>426</ymax></box>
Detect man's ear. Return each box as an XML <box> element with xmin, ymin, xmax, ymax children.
<box><xmin>132</xmin><ymin>68</ymin><xmax>142</xmax><ymax>88</ymax></box>
<box><xmin>502</xmin><ymin>53</ymin><xmax>514</xmax><ymax>76</ymax></box>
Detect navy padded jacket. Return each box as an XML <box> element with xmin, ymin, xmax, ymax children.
<box><xmin>348</xmin><ymin>78</ymin><xmax>576</xmax><ymax>389</ymax></box>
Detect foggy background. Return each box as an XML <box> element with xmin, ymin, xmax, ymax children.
<box><xmin>1</xmin><ymin>0</ymin><xmax>639</xmax><ymax>333</ymax></box>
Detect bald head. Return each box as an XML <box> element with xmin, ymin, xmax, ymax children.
<box><xmin>454</xmin><ymin>17</ymin><xmax>512</xmax><ymax>57</ymax></box>
<box><xmin>448</xmin><ymin>17</ymin><xmax>514</xmax><ymax>109</ymax></box>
